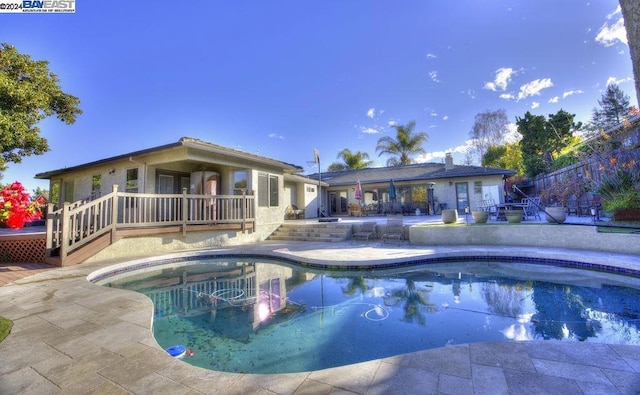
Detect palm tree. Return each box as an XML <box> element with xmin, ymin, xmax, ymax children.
<box><xmin>375</xmin><ymin>121</ymin><xmax>429</xmax><ymax>166</ymax></box>
<box><xmin>327</xmin><ymin>149</ymin><xmax>373</xmax><ymax>171</ymax></box>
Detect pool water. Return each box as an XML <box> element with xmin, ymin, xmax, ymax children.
<box><xmin>102</xmin><ymin>257</ymin><xmax>640</xmax><ymax>374</ymax></box>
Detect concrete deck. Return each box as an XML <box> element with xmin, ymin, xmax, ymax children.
<box><xmin>1</xmin><ymin>235</ymin><xmax>640</xmax><ymax>394</ymax></box>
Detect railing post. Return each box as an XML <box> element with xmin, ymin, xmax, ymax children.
<box><xmin>59</xmin><ymin>202</ymin><xmax>70</xmax><ymax>264</ymax></box>
<box><xmin>241</xmin><ymin>190</ymin><xmax>247</xmax><ymax>233</ymax></box>
<box><xmin>45</xmin><ymin>203</ymin><xmax>54</xmax><ymax>254</ymax></box>
<box><xmin>111</xmin><ymin>184</ymin><xmax>119</xmax><ymax>242</ymax></box>
<box><xmin>182</xmin><ymin>187</ymin><xmax>188</xmax><ymax>237</ymax></box>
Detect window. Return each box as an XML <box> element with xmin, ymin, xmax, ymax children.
<box><xmin>91</xmin><ymin>175</ymin><xmax>101</xmax><ymax>199</ymax></box>
<box><xmin>126</xmin><ymin>168</ymin><xmax>139</xmax><ymax>193</ymax></box>
<box><xmin>258</xmin><ymin>173</ymin><xmax>279</xmax><ymax>207</ymax></box>
<box><xmin>474</xmin><ymin>181</ymin><xmax>482</xmax><ymax>194</ymax></box>
<box><xmin>233</xmin><ymin>170</ymin><xmax>248</xmax><ymax>190</ymax></box>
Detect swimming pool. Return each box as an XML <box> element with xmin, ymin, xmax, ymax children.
<box><xmin>95</xmin><ymin>255</ymin><xmax>640</xmax><ymax>374</ymax></box>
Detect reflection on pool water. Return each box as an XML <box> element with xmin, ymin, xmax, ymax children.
<box><xmin>98</xmin><ymin>257</ymin><xmax>640</xmax><ymax>374</ymax></box>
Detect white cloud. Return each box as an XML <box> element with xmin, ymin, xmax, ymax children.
<box><xmin>268</xmin><ymin>133</ymin><xmax>284</xmax><ymax>139</ymax></box>
<box><xmin>484</xmin><ymin>67</ymin><xmax>514</xmax><ymax>91</ymax></box>
<box><xmin>387</xmin><ymin>120</ymin><xmax>397</xmax><ymax>126</ymax></box>
<box><xmin>426</xmin><ymin>53</ymin><xmax>437</xmax><ymax>59</ymax></box>
<box><xmin>504</xmin><ymin>123</ymin><xmax>521</xmax><ymax>143</ymax></box>
<box><xmin>562</xmin><ymin>90</ymin><xmax>583</xmax><ymax>99</ymax></box>
<box><xmin>499</xmin><ymin>93</ymin><xmax>515</xmax><ymax>100</ymax></box>
<box><xmin>606</xmin><ymin>76</ymin><xmax>632</xmax><ymax>86</ymax></box>
<box><xmin>360</xmin><ymin>126</ymin><xmax>381</xmax><ymax>134</ymax></box>
<box><xmin>531</xmin><ymin>102</ymin><xmax>540</xmax><ymax>109</ymax></box>
<box><xmin>367</xmin><ymin>108</ymin><xmax>376</xmax><ymax>118</ymax></box>
<box><xmin>416</xmin><ymin>143</ymin><xmax>471</xmax><ymax>163</ymax></box>
<box><xmin>430</xmin><ymin>111</ymin><xmax>438</xmax><ymax>117</ymax></box>
<box><xmin>429</xmin><ymin>71</ymin><xmax>440</xmax><ymax>83</ymax></box>
<box><xmin>596</xmin><ymin>17</ymin><xmax>627</xmax><ymax>47</ymax></box>
<box><xmin>549</xmin><ymin>96</ymin><xmax>559</xmax><ymax>103</ymax></box>
<box><xmin>517</xmin><ymin>78</ymin><xmax>553</xmax><ymax>101</ymax></box>
<box><xmin>442</xmin><ymin>115</ymin><xmax>449</xmax><ymax>121</ymax></box>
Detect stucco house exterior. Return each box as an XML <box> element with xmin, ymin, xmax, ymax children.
<box><xmin>36</xmin><ymin>137</ymin><xmax>322</xmax><ymax>229</ymax></box>
<box><xmin>33</xmin><ymin>138</ymin><xmax>515</xmax><ymax>265</ymax></box>
<box><xmin>308</xmin><ymin>153</ymin><xmax>516</xmax><ymax>216</ymax></box>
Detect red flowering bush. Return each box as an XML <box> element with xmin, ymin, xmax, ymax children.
<box><xmin>0</xmin><ymin>182</ymin><xmax>45</xmax><ymax>229</ymax></box>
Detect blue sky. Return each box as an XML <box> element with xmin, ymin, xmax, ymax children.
<box><xmin>1</xmin><ymin>0</ymin><xmax>635</xmax><ymax>192</ymax></box>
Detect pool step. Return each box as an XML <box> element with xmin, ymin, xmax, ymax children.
<box><xmin>268</xmin><ymin>223</ymin><xmax>352</xmax><ymax>242</ymax></box>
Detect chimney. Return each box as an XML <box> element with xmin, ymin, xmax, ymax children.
<box><xmin>445</xmin><ymin>152</ymin><xmax>454</xmax><ymax>171</ymax></box>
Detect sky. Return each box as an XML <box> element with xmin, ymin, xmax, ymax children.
<box><xmin>1</xmin><ymin>0</ymin><xmax>636</xmax><ymax>192</ymax></box>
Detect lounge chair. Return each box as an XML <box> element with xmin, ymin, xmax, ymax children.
<box><xmin>382</xmin><ymin>215</ymin><xmax>404</xmax><ymax>244</ymax></box>
<box><xmin>352</xmin><ymin>222</ymin><xmax>376</xmax><ymax>243</ymax></box>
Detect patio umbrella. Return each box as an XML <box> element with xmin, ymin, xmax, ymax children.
<box><xmin>389</xmin><ymin>179</ymin><xmax>397</xmax><ymax>201</ymax></box>
<box><xmin>355</xmin><ymin>180</ymin><xmax>363</xmax><ymax>201</ymax></box>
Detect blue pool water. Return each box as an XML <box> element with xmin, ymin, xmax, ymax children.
<box><xmin>100</xmin><ymin>257</ymin><xmax>640</xmax><ymax>374</ymax></box>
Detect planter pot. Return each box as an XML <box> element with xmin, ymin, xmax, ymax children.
<box><xmin>505</xmin><ymin>210</ymin><xmax>523</xmax><ymax>223</ymax></box>
<box><xmin>545</xmin><ymin>206</ymin><xmax>566</xmax><ymax>224</ymax></box>
<box><xmin>471</xmin><ymin>211</ymin><xmax>489</xmax><ymax>224</ymax></box>
<box><xmin>613</xmin><ymin>209</ymin><xmax>640</xmax><ymax>222</ymax></box>
<box><xmin>441</xmin><ymin>209</ymin><xmax>458</xmax><ymax>224</ymax></box>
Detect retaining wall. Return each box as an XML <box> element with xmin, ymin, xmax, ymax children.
<box><xmin>409</xmin><ymin>224</ymin><xmax>640</xmax><ymax>256</ymax></box>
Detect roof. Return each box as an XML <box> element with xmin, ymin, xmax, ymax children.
<box><xmin>284</xmin><ymin>173</ymin><xmax>329</xmax><ymax>187</ymax></box>
<box><xmin>306</xmin><ymin>162</ymin><xmax>516</xmax><ymax>187</ymax></box>
<box><xmin>35</xmin><ymin>137</ymin><xmax>303</xmax><ymax>179</ymax></box>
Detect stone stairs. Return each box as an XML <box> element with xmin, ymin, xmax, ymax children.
<box><xmin>268</xmin><ymin>222</ymin><xmax>352</xmax><ymax>242</ymax></box>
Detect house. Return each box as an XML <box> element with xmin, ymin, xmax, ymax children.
<box><xmin>35</xmin><ymin>137</ymin><xmax>323</xmax><ymax>225</ymax></box>
<box><xmin>308</xmin><ymin>153</ymin><xmax>516</xmax><ymax>216</ymax></box>
<box><xmin>34</xmin><ymin>138</ymin><xmax>514</xmax><ymax>265</ymax></box>
<box><xmin>34</xmin><ymin>137</ymin><xmax>323</xmax><ymax>264</ymax></box>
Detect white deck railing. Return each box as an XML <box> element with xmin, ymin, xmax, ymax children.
<box><xmin>46</xmin><ymin>185</ymin><xmax>255</xmax><ymax>263</ymax></box>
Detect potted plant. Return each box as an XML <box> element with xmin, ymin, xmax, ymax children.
<box><xmin>539</xmin><ymin>177</ymin><xmax>585</xmax><ymax>224</ymax></box>
<box><xmin>505</xmin><ymin>209</ymin><xmax>523</xmax><ymax>223</ymax></box>
<box><xmin>471</xmin><ymin>210</ymin><xmax>489</xmax><ymax>224</ymax></box>
<box><xmin>441</xmin><ymin>209</ymin><xmax>458</xmax><ymax>224</ymax></box>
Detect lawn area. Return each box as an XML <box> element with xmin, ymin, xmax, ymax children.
<box><xmin>597</xmin><ymin>222</ymin><xmax>640</xmax><ymax>234</ymax></box>
<box><xmin>0</xmin><ymin>316</ymin><xmax>13</xmax><ymax>343</ymax></box>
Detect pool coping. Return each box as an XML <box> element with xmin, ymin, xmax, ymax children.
<box><xmin>2</xmin><ymin>241</ymin><xmax>640</xmax><ymax>393</ymax></box>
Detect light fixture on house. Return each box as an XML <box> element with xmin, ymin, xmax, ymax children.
<box><xmin>108</xmin><ymin>168</ymin><xmax>115</xmax><ymax>174</ymax></box>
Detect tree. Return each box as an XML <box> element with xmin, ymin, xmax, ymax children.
<box><xmin>590</xmin><ymin>83</ymin><xmax>633</xmax><ymax>131</ymax></box>
<box><xmin>327</xmin><ymin>148</ymin><xmax>373</xmax><ymax>171</ymax></box>
<box><xmin>0</xmin><ymin>43</ymin><xmax>82</xmax><ymax>172</ymax></box>
<box><xmin>466</xmin><ymin>109</ymin><xmax>509</xmax><ymax>165</ymax></box>
<box><xmin>620</xmin><ymin>0</ymin><xmax>640</xmax><ymax>106</ymax></box>
<box><xmin>483</xmin><ymin>142</ymin><xmax>524</xmax><ymax>175</ymax></box>
<box><xmin>516</xmin><ymin>110</ymin><xmax>582</xmax><ymax>177</ymax></box>
<box><xmin>375</xmin><ymin>120</ymin><xmax>428</xmax><ymax>166</ymax></box>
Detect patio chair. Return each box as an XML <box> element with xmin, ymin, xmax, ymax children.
<box><xmin>352</xmin><ymin>222</ymin><xmax>376</xmax><ymax>243</ymax></box>
<box><xmin>523</xmin><ymin>198</ymin><xmax>541</xmax><ymax>220</ymax></box>
<box><xmin>382</xmin><ymin>215</ymin><xmax>404</xmax><ymax>244</ymax></box>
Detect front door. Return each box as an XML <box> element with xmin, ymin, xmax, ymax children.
<box><xmin>455</xmin><ymin>182</ymin><xmax>469</xmax><ymax>212</ymax></box>
<box><xmin>156</xmin><ymin>171</ymin><xmax>190</xmax><ymax>194</ymax></box>
<box><xmin>329</xmin><ymin>191</ymin><xmax>348</xmax><ymax>215</ymax></box>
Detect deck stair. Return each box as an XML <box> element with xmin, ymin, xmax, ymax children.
<box><xmin>268</xmin><ymin>222</ymin><xmax>352</xmax><ymax>242</ymax></box>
